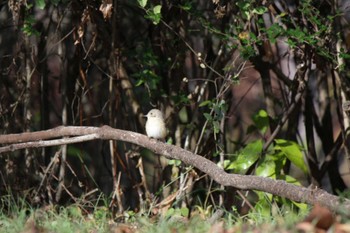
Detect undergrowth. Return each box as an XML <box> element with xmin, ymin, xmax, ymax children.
<box><xmin>0</xmin><ymin>193</ymin><xmax>310</xmax><ymax>233</ymax></box>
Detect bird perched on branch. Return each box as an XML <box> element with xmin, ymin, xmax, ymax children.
<box><xmin>145</xmin><ymin>109</ymin><xmax>167</xmax><ymax>141</ymax></box>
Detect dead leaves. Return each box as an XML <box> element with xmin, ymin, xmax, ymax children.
<box><xmin>297</xmin><ymin>204</ymin><xmax>350</xmax><ymax>233</ymax></box>
<box><xmin>99</xmin><ymin>1</ymin><xmax>113</xmax><ymax>20</ymax></box>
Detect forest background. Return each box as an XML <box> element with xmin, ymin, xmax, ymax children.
<box><xmin>1</xmin><ymin>0</ymin><xmax>350</xmax><ymax>231</ymax></box>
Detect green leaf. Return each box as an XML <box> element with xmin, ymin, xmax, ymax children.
<box><xmin>145</xmin><ymin>5</ymin><xmax>162</xmax><ymax>25</ymax></box>
<box><xmin>166</xmin><ymin>137</ymin><xmax>173</xmax><ymax>145</ymax></box>
<box><xmin>180</xmin><ymin>207</ymin><xmax>189</xmax><ymax>217</ymax></box>
<box><xmin>240</xmin><ymin>44</ymin><xmax>256</xmax><ymax>59</ymax></box>
<box><xmin>179</xmin><ymin>2</ymin><xmax>192</xmax><ymax>11</ymax></box>
<box><xmin>279</xmin><ymin>174</ymin><xmax>302</xmax><ymax>185</ymax></box>
<box><xmin>36</xmin><ymin>0</ymin><xmax>45</xmax><ymax>9</ymax></box>
<box><xmin>236</xmin><ymin>1</ymin><xmax>250</xmax><ymax>11</ymax></box>
<box><xmin>22</xmin><ymin>15</ymin><xmax>40</xmax><ymax>36</ymax></box>
<box><xmin>168</xmin><ymin>159</ymin><xmax>181</xmax><ymax>166</ymax></box>
<box><xmin>241</xmin><ymin>139</ymin><xmax>263</xmax><ymax>157</ymax></box>
<box><xmin>138</xmin><ymin>0</ymin><xmax>147</xmax><ymax>8</ymax></box>
<box><xmin>236</xmin><ymin>1</ymin><xmax>251</xmax><ymax>20</ymax></box>
<box><xmin>213</xmin><ymin>121</ymin><xmax>220</xmax><ymax>134</ymax></box>
<box><xmin>135</xmin><ymin>79</ymin><xmax>144</xmax><ymax>86</ymax></box>
<box><xmin>252</xmin><ymin>6</ymin><xmax>267</xmax><ymax>15</ymax></box>
<box><xmin>254</xmin><ymin>191</ymin><xmax>273</xmax><ymax>217</ymax></box>
<box><xmin>203</xmin><ymin>113</ymin><xmax>212</xmax><ymax>121</ymax></box>
<box><xmin>165</xmin><ymin>208</ymin><xmax>175</xmax><ymax>217</ymax></box>
<box><xmin>153</xmin><ymin>5</ymin><xmax>162</xmax><ymax>14</ymax></box>
<box><xmin>199</xmin><ymin>100</ymin><xmax>212</xmax><ymax>107</ymax></box>
<box><xmin>275</xmin><ymin>139</ymin><xmax>308</xmax><ymax>174</ymax></box>
<box><xmin>255</xmin><ymin>157</ymin><xmax>276</xmax><ymax>178</ymax></box>
<box><xmin>252</xmin><ymin>109</ymin><xmax>269</xmax><ymax>134</ymax></box>
<box><xmin>340</xmin><ymin>52</ymin><xmax>350</xmax><ymax>60</ymax></box>
<box><xmin>67</xmin><ymin>205</ymin><xmax>82</xmax><ymax>218</ymax></box>
<box><xmin>266</xmin><ymin>23</ymin><xmax>284</xmax><ymax>43</ymax></box>
<box><xmin>229</xmin><ymin>140</ymin><xmax>263</xmax><ymax>173</ymax></box>
<box><xmin>222</xmin><ymin>159</ymin><xmax>232</xmax><ymax>169</ymax></box>
<box><xmin>291</xmin><ymin>200</ymin><xmax>308</xmax><ymax>211</ymax></box>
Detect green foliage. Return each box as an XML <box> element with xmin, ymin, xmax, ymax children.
<box><xmin>22</xmin><ymin>15</ymin><xmax>40</xmax><ymax>36</ymax></box>
<box><xmin>236</xmin><ymin>1</ymin><xmax>267</xmax><ymax>20</ymax></box>
<box><xmin>0</xmin><ymin>195</ymin><xmax>112</xmax><ymax>233</ymax></box>
<box><xmin>138</xmin><ymin>0</ymin><xmax>162</xmax><ymax>25</ymax></box>
<box><xmin>168</xmin><ymin>159</ymin><xmax>181</xmax><ymax>166</ymax></box>
<box><xmin>275</xmin><ymin>139</ymin><xmax>308</xmax><ymax>174</ymax></box>
<box><xmin>224</xmin><ymin>109</ymin><xmax>308</xmax><ymax>211</ymax></box>
<box><xmin>224</xmin><ymin>139</ymin><xmax>262</xmax><ymax>173</ymax></box>
<box><xmin>265</xmin><ymin>23</ymin><xmax>284</xmax><ymax>44</ymax></box>
<box><xmin>252</xmin><ymin>109</ymin><xmax>269</xmax><ymax>134</ymax></box>
<box><xmin>171</xmin><ymin>93</ymin><xmax>190</xmax><ymax>106</ymax></box>
<box><xmin>179</xmin><ymin>1</ymin><xmax>192</xmax><ymax>11</ymax></box>
<box><xmin>248</xmin><ymin>194</ymin><xmax>309</xmax><ymax>225</ymax></box>
<box><xmin>253</xmin><ymin>174</ymin><xmax>309</xmax><ymax>216</ymax></box>
<box><xmin>20</xmin><ymin>1</ymin><xmax>51</xmax><ymax>36</ymax></box>
<box><xmin>144</xmin><ymin>5</ymin><xmax>162</xmax><ymax>25</ymax></box>
<box><xmin>132</xmin><ymin>47</ymin><xmax>162</xmax><ymax>95</ymax></box>
<box><xmin>255</xmin><ymin>154</ymin><xmax>278</xmax><ymax>178</ymax></box>
<box><xmin>165</xmin><ymin>207</ymin><xmax>189</xmax><ymax>218</ymax></box>
<box><xmin>0</xmin><ymin>209</ymin><xmax>28</xmax><ymax>233</ymax></box>
<box><xmin>37</xmin><ymin>206</ymin><xmax>108</xmax><ymax>232</ymax></box>
<box><xmin>0</xmin><ymin>194</ymin><xmax>318</xmax><ymax>233</ymax></box>
<box><xmin>35</xmin><ymin>0</ymin><xmax>46</xmax><ymax>9</ymax></box>
<box><xmin>135</xmin><ymin>69</ymin><xmax>161</xmax><ymax>89</ymax></box>
<box><xmin>215</xmin><ymin>0</ymin><xmax>348</xmax><ymax>67</ymax></box>
<box><xmin>202</xmin><ymin>99</ymin><xmax>228</xmax><ymax>136</ymax></box>
<box><xmin>0</xmin><ymin>195</ymin><xmax>31</xmax><ymax>233</ymax></box>
<box><xmin>138</xmin><ymin>0</ymin><xmax>147</xmax><ymax>8</ymax></box>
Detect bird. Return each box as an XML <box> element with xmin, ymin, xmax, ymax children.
<box><xmin>145</xmin><ymin>109</ymin><xmax>167</xmax><ymax>140</ymax></box>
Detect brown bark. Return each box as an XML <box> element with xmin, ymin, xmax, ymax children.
<box><xmin>1</xmin><ymin>125</ymin><xmax>349</xmax><ymax>213</ymax></box>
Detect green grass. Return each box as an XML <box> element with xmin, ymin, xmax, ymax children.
<box><xmin>0</xmin><ymin>209</ymin><xmax>28</xmax><ymax>233</ymax></box>
<box><xmin>0</xmin><ymin>205</ymin><xmax>110</xmax><ymax>233</ymax></box>
<box><xmin>0</xmin><ymin>194</ymin><xmax>311</xmax><ymax>233</ymax></box>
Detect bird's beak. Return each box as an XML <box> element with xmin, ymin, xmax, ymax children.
<box><xmin>143</xmin><ymin>114</ymin><xmax>148</xmax><ymax>118</ymax></box>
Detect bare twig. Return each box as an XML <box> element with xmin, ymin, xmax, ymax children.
<box><xmin>0</xmin><ymin>134</ymin><xmax>100</xmax><ymax>153</ymax></box>
<box><xmin>262</xmin><ymin>68</ymin><xmax>307</xmax><ymax>152</ymax></box>
<box><xmin>34</xmin><ymin>148</ymin><xmax>62</xmax><ymax>198</ymax></box>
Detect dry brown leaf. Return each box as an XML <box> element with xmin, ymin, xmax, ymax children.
<box><xmin>109</xmin><ymin>223</ymin><xmax>136</xmax><ymax>233</ymax></box>
<box><xmin>303</xmin><ymin>204</ymin><xmax>335</xmax><ymax>230</ymax></box>
<box><xmin>207</xmin><ymin>221</ymin><xmax>225</xmax><ymax>233</ymax></box>
<box><xmin>152</xmin><ymin>190</ymin><xmax>179</xmax><ymax>215</ymax></box>
<box><xmin>99</xmin><ymin>3</ymin><xmax>113</xmax><ymax>20</ymax></box>
<box><xmin>334</xmin><ymin>222</ymin><xmax>350</xmax><ymax>233</ymax></box>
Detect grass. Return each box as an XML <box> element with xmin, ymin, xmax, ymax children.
<box><xmin>0</xmin><ymin>209</ymin><xmax>28</xmax><ymax>233</ymax></box>
<box><xmin>0</xmin><ymin>194</ymin><xmax>313</xmax><ymax>233</ymax></box>
<box><xmin>0</xmin><ymin>205</ymin><xmax>111</xmax><ymax>233</ymax></box>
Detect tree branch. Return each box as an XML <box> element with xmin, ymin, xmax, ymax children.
<box><xmin>0</xmin><ymin>126</ymin><xmax>349</xmax><ymax>213</ymax></box>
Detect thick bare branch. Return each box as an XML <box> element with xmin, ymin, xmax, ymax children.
<box><xmin>0</xmin><ymin>126</ymin><xmax>349</xmax><ymax>213</ymax></box>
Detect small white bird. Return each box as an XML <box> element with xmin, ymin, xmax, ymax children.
<box><xmin>145</xmin><ymin>109</ymin><xmax>167</xmax><ymax>140</ymax></box>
